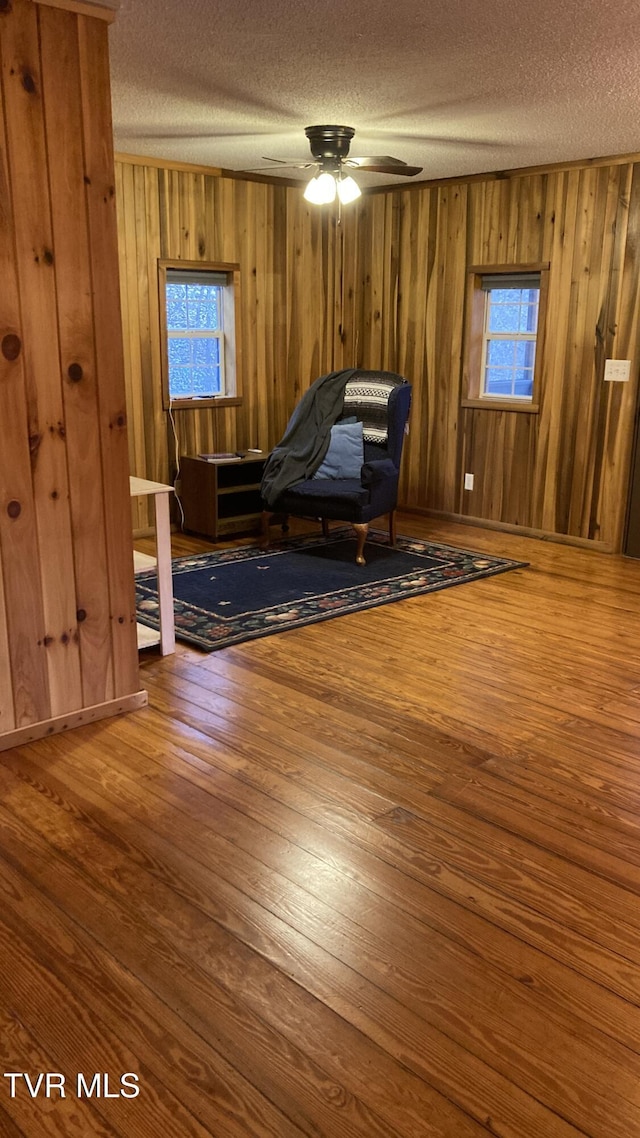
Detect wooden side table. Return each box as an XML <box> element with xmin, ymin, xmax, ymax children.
<box><xmin>130</xmin><ymin>476</ymin><xmax>175</xmax><ymax>655</ymax></box>
<box><xmin>180</xmin><ymin>452</ymin><xmax>269</xmax><ymax>541</ymax></box>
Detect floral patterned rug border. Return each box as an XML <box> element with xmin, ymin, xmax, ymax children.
<box><xmin>135</xmin><ymin>528</ymin><xmax>528</xmax><ymax>651</ymax></box>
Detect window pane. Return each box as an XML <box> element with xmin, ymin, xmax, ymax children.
<box><xmin>519</xmin><ymin>300</ymin><xmax>539</xmax><ymax>333</ymax></box>
<box><xmin>487</xmin><ymin>339</ymin><xmax>516</xmax><ymax>366</ymax></box>
<box><xmin>166</xmin><ymin>283</ymin><xmax>188</xmax><ymax>330</ymax></box>
<box><xmin>488</xmin><ymin>303</ymin><xmax>521</xmax><ymax>333</ymax></box>
<box><xmin>193</xmin><ymin>337</ymin><xmax>220</xmax><ymax>367</ymax></box>
<box><xmin>186</xmin><ymin>284</ymin><xmax>220</xmax><ymax>330</ymax></box>
<box><xmin>485</xmin><ymin>368</ymin><xmax>514</xmax><ymax>396</ymax></box>
<box><xmin>168</xmin><ymin>366</ymin><xmax>193</xmax><ymax>396</ymax></box>
<box><xmin>164</xmin><ymin>269</ymin><xmax>233</xmax><ymax>402</ymax></box>
<box><xmin>514</xmin><ymin>370</ymin><xmax>534</xmax><ymax>397</ymax></box>
<box><xmin>168</xmin><ymin>337</ymin><xmax>191</xmax><ymax>366</ymax></box>
<box><xmin>489</xmin><ymin>289</ymin><xmax>518</xmax><ymax>304</ymax></box>
<box><xmin>166</xmin><ymin>283</ymin><xmax>186</xmax><ymax>303</ymax></box>
<box><xmin>515</xmin><ymin>340</ymin><xmax>536</xmax><ymax>367</ymax></box>
<box><xmin>191</xmin><ymin>367</ymin><xmax>221</xmax><ymax>395</ymax></box>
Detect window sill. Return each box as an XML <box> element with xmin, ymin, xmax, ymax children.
<box><xmin>164</xmin><ymin>396</ymin><xmax>243</xmax><ymax>411</ymax></box>
<box><xmin>461</xmin><ymin>398</ymin><xmax>540</xmax><ymax>414</ymax></box>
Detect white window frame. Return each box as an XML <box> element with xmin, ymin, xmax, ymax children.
<box><xmin>159</xmin><ymin>259</ymin><xmax>242</xmax><ymax>410</ymax></box>
<box><xmin>462</xmin><ymin>262</ymin><xmax>549</xmax><ymax>414</ymax></box>
<box><xmin>480</xmin><ymin>274</ymin><xmax>540</xmax><ymax>402</ymax></box>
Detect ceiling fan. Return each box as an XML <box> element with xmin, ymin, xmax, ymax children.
<box><xmin>252</xmin><ymin>124</ymin><xmax>423</xmax><ymax>204</ymax></box>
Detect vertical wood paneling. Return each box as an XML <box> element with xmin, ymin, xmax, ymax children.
<box><xmin>78</xmin><ymin>13</ymin><xmax>139</xmax><ymax>697</ymax></box>
<box><xmin>0</xmin><ymin>0</ymin><xmax>140</xmax><ymax>748</ymax></box>
<box><xmin>39</xmin><ymin>5</ymin><xmax>114</xmax><ymax>706</ymax></box>
<box><xmin>594</xmin><ymin>166</ymin><xmax>637</xmax><ymax>548</ymax></box>
<box><xmin>2</xmin><ymin>0</ymin><xmax>83</xmax><ymax>715</ymax></box>
<box><xmin>117</xmin><ymin>153</ymin><xmax>640</xmax><ymax>551</ymax></box>
<box><xmin>0</xmin><ymin>61</ymin><xmax>49</xmax><ymax>727</ymax></box>
<box><xmin>120</xmin><ymin>162</ymin><xmax>337</xmax><ymax>509</ymax></box>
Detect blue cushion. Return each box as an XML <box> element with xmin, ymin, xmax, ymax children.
<box><xmin>312</xmin><ymin>421</ymin><xmax>364</xmax><ymax>480</ymax></box>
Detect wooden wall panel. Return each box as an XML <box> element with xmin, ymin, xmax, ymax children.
<box><xmin>77</xmin><ymin>13</ymin><xmax>139</xmax><ymax>697</ymax></box>
<box><xmin>0</xmin><ymin>0</ymin><xmax>141</xmax><ymax>749</ymax></box>
<box><xmin>116</xmin><ymin>157</ymin><xmax>340</xmax><ymax>529</ymax></box>
<box><xmin>116</xmin><ymin>150</ymin><xmax>640</xmax><ymax>551</ymax></box>
<box><xmin>0</xmin><ymin>69</ymin><xmax>49</xmax><ymax>728</ymax></box>
<box><xmin>349</xmin><ymin>163</ymin><xmax>640</xmax><ymax>549</ymax></box>
<box><xmin>3</xmin><ymin>0</ymin><xmax>83</xmax><ymax>715</ymax></box>
<box><xmin>40</xmin><ymin>5</ymin><xmax>114</xmax><ymax>706</ymax></box>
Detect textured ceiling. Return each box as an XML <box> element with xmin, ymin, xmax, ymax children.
<box><xmin>109</xmin><ymin>0</ymin><xmax>640</xmax><ymax>188</ymax></box>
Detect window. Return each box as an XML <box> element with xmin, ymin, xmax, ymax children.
<box><xmin>462</xmin><ymin>264</ymin><xmax>549</xmax><ymax>412</ymax></box>
<box><xmin>159</xmin><ymin>260</ymin><xmax>242</xmax><ymax>409</ymax></box>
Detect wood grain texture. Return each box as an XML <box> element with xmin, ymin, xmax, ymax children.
<box><xmin>77</xmin><ymin>12</ymin><xmax>139</xmax><ymax>696</ymax></box>
<box><xmin>117</xmin><ymin>153</ymin><xmax>640</xmax><ymax>550</ymax></box>
<box><xmin>2</xmin><ymin>0</ymin><xmax>83</xmax><ymax>715</ymax></box>
<box><xmin>0</xmin><ymin>57</ymin><xmax>49</xmax><ymax>727</ymax></box>
<box><xmin>1</xmin><ymin>515</ymin><xmax>639</xmax><ymax>1135</ymax></box>
<box><xmin>0</xmin><ymin>0</ymin><xmax>139</xmax><ymax>746</ymax></box>
<box><xmin>116</xmin><ymin>159</ymin><xmax>351</xmax><ymax>530</ymax></box>
<box><xmin>39</xmin><ymin>5</ymin><xmax>114</xmax><ymax>706</ymax></box>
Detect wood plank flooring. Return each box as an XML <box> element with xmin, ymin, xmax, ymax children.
<box><xmin>2</xmin><ymin>515</ymin><xmax>640</xmax><ymax>1136</ymax></box>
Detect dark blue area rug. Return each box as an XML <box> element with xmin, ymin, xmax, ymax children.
<box><xmin>135</xmin><ymin>529</ymin><xmax>527</xmax><ymax>651</ymax></box>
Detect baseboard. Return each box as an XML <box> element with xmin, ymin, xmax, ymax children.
<box><xmin>0</xmin><ymin>690</ymin><xmax>149</xmax><ymax>753</ymax></box>
<box><xmin>402</xmin><ymin>507</ymin><xmax>614</xmax><ymax>552</ymax></box>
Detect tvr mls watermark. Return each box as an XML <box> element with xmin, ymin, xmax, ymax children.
<box><xmin>3</xmin><ymin>1072</ymin><xmax>140</xmax><ymax>1099</ymax></box>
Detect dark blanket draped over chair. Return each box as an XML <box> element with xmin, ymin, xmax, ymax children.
<box><xmin>260</xmin><ymin>369</ymin><xmax>412</xmax><ymax>564</ymax></box>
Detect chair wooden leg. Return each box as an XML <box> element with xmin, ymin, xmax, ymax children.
<box><xmin>389</xmin><ymin>510</ymin><xmax>397</xmax><ymax>546</ymax></box>
<box><xmin>321</xmin><ymin>517</ymin><xmax>330</xmax><ymax>539</ymax></box>
<box><xmin>352</xmin><ymin>522</ymin><xmax>368</xmax><ymax>565</ymax></box>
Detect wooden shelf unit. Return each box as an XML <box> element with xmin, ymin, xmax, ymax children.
<box><xmin>179</xmin><ymin>452</ymin><xmax>269</xmax><ymax>541</ymax></box>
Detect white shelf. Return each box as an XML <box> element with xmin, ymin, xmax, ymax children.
<box><xmin>136</xmin><ymin>622</ymin><xmax>161</xmax><ymax>650</ymax></box>
<box><xmin>133</xmin><ymin>550</ymin><xmax>157</xmax><ymax>574</ymax></box>
<box><xmin>130</xmin><ymin>476</ymin><xmax>175</xmax><ymax>656</ymax></box>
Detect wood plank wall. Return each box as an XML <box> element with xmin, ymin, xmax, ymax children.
<box><xmin>346</xmin><ymin>164</ymin><xmax>640</xmax><ymax>550</ymax></box>
<box><xmin>0</xmin><ymin>0</ymin><xmax>142</xmax><ymax>747</ymax></box>
<box><xmin>115</xmin><ymin>159</ymin><xmax>344</xmax><ymax>532</ymax></box>
<box><xmin>116</xmin><ymin>154</ymin><xmax>640</xmax><ymax>550</ymax></box>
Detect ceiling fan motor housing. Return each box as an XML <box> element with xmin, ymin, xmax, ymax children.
<box><xmin>305</xmin><ymin>125</ymin><xmax>355</xmax><ymax>166</ymax></box>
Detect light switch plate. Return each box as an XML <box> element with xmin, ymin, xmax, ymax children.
<box><xmin>604</xmin><ymin>359</ymin><xmax>631</xmax><ymax>382</ymax></box>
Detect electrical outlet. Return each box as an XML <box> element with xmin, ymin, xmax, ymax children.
<box><xmin>604</xmin><ymin>359</ymin><xmax>631</xmax><ymax>382</ymax></box>
<box><xmin>464</xmin><ymin>473</ymin><xmax>474</xmax><ymax>491</ymax></box>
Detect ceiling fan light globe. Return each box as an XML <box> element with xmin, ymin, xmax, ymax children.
<box><xmin>307</xmin><ymin>171</ymin><xmax>337</xmax><ymax>204</ymax></box>
<box><xmin>337</xmin><ymin>175</ymin><xmax>361</xmax><ymax>203</ymax></box>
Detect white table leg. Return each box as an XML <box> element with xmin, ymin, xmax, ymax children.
<box><xmin>153</xmin><ymin>491</ymin><xmax>175</xmax><ymax>655</ymax></box>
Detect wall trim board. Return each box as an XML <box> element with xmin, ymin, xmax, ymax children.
<box><xmin>0</xmin><ymin>690</ymin><xmax>148</xmax><ymax>753</ymax></box>
<box><xmin>115</xmin><ymin>151</ymin><xmax>301</xmax><ymax>188</ymax></box>
<box><xmin>116</xmin><ymin>148</ymin><xmax>640</xmax><ymax>198</ymax></box>
<box><xmin>33</xmin><ymin>0</ymin><xmax>117</xmax><ymax>22</ymax></box>
<box><xmin>116</xmin><ymin>152</ymin><xmax>223</xmax><ymax>177</ymax></box>
<box><xmin>406</xmin><ymin>507</ymin><xmax>614</xmax><ymax>552</ymax></box>
<box><xmin>366</xmin><ymin>149</ymin><xmax>640</xmax><ymax>196</ymax></box>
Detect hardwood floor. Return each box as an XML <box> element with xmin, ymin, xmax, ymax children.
<box><xmin>2</xmin><ymin>515</ymin><xmax>640</xmax><ymax>1136</ymax></box>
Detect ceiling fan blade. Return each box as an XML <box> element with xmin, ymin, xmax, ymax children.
<box><xmin>242</xmin><ymin>157</ymin><xmax>315</xmax><ymax>172</ymax></box>
<box><xmin>349</xmin><ymin>155</ymin><xmax>423</xmax><ymax>176</ymax></box>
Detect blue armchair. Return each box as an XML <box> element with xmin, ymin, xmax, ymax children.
<box><xmin>261</xmin><ymin>370</ymin><xmax>412</xmax><ymax>564</ymax></box>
